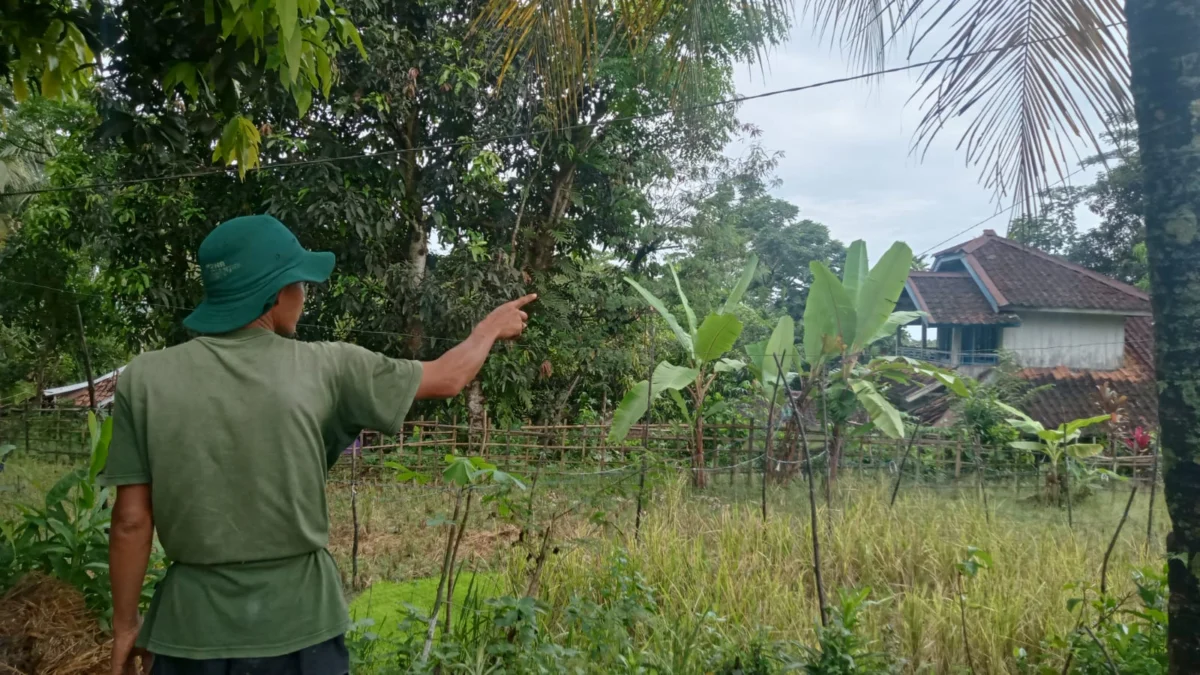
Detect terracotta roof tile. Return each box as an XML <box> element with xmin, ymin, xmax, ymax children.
<box><xmin>1015</xmin><ymin>318</ymin><xmax>1157</xmax><ymax>428</ymax></box>
<box><xmin>907</xmin><ymin>272</ymin><xmax>1020</xmax><ymax>325</ymax></box>
<box><xmin>937</xmin><ymin>234</ymin><xmax>1150</xmax><ymax>313</ymax></box>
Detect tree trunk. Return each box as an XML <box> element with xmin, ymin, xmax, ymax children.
<box><xmin>408</xmin><ymin>222</ymin><xmax>428</xmax><ymax>285</ymax></box>
<box><xmin>1127</xmin><ymin>1</ymin><xmax>1200</xmax><ymax>670</ymax></box>
<box><xmin>694</xmin><ymin>414</ymin><xmax>707</xmax><ymax>489</ymax></box>
<box><xmin>466</xmin><ymin>378</ymin><xmax>486</xmax><ymax>452</ymax></box>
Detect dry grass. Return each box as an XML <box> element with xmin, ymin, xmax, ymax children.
<box><xmin>0</xmin><ymin>575</ymin><xmax>109</xmax><ymax>675</ymax></box>
<box><xmin>521</xmin><ymin>476</ymin><xmax>1165</xmax><ymax>673</ymax></box>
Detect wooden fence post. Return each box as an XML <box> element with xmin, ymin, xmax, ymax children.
<box><xmin>745</xmin><ymin>417</ymin><xmax>755</xmax><ymax>487</ymax></box>
<box><xmin>24</xmin><ymin>402</ymin><xmax>31</xmax><ymax>453</ymax></box>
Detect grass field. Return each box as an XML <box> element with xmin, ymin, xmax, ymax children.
<box><xmin>1</xmin><ymin>453</ymin><xmax>1168</xmax><ymax>672</ymax></box>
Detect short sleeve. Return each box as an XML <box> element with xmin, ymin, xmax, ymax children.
<box><xmin>99</xmin><ymin>377</ymin><xmax>150</xmax><ymax>486</ymax></box>
<box><xmin>332</xmin><ymin>343</ymin><xmax>423</xmax><ymax>436</ymax></box>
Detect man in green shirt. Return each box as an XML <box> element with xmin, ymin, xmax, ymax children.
<box><xmin>103</xmin><ymin>215</ymin><xmax>534</xmax><ymax>675</ymax></box>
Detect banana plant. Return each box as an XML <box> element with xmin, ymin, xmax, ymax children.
<box><xmin>1001</xmin><ymin>404</ymin><xmax>1110</xmax><ymax>503</ymax></box>
<box><xmin>800</xmin><ymin>240</ymin><xmax>947</xmax><ymax>480</ymax></box>
<box><xmin>609</xmin><ymin>256</ymin><xmax>758</xmax><ymax>487</ymax></box>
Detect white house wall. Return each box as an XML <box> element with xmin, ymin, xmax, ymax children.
<box><xmin>1001</xmin><ymin>311</ymin><xmax>1125</xmax><ymax>370</ymax></box>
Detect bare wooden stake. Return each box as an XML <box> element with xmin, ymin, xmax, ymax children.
<box><xmin>776</xmin><ymin>355</ymin><xmax>828</xmax><ymax>626</ymax></box>
<box><xmin>762</xmin><ymin>370</ymin><xmax>782</xmax><ymax>523</ymax></box>
<box><xmin>74</xmin><ymin>304</ymin><xmax>97</xmax><ymax>414</ymax></box>
<box><xmin>350</xmin><ymin>437</ymin><xmax>360</xmax><ymax>591</ymax></box>
<box><xmin>890</xmin><ymin>422</ymin><xmax>923</xmax><ymax>507</ymax></box>
<box><xmin>974</xmin><ymin>437</ymin><xmax>990</xmax><ymax>525</ymax></box>
<box><xmin>1148</xmin><ymin>436</ymin><xmax>1160</xmax><ymax>550</ymax></box>
<box><xmin>635</xmin><ymin>323</ymin><xmax>655</xmax><ymax>543</ymax></box>
<box><xmin>1064</xmin><ymin>457</ymin><xmax>1073</xmax><ymax>529</ymax></box>
<box><xmin>1101</xmin><ymin>485</ymin><xmax>1139</xmax><ymax>595</ymax></box>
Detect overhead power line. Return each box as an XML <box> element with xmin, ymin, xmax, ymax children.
<box><xmin>0</xmin><ymin>276</ymin><xmax>1156</xmax><ymax>355</ymax></box>
<box><xmin>0</xmin><ymin>20</ymin><xmax>1125</xmax><ymax>199</ymax></box>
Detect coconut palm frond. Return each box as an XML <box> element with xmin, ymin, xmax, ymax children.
<box><xmin>474</xmin><ymin>0</ymin><xmax>791</xmax><ymax>121</ymax></box>
<box><xmin>908</xmin><ymin>0</ymin><xmax>1130</xmax><ymax>213</ymax></box>
<box><xmin>800</xmin><ymin>0</ymin><xmax>919</xmax><ymax>73</ymax></box>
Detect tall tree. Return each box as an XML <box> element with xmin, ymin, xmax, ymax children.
<box><xmin>1127</xmin><ymin>0</ymin><xmax>1200</xmax><ymax>668</ymax></box>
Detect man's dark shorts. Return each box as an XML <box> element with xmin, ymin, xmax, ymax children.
<box><xmin>151</xmin><ymin>635</ymin><xmax>349</xmax><ymax>675</ymax></box>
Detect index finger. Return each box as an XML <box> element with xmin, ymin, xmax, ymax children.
<box><xmin>509</xmin><ymin>293</ymin><xmax>538</xmax><ymax>308</ymax></box>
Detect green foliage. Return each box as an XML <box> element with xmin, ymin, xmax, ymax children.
<box><xmin>0</xmin><ymin>413</ymin><xmax>164</xmax><ymax>625</ymax></box>
<box><xmin>5</xmin><ymin>0</ymin><xmax>364</xmax><ymax>171</ymax></box>
<box><xmin>347</xmin><ymin>551</ymin><xmax>895</xmax><ymax>674</ymax></box>
<box><xmin>803</xmin><ymin>240</ymin><xmax>915</xmax><ymax>369</ymax></box>
<box><xmin>1018</xmin><ymin>565</ymin><xmax>1168</xmax><ymax>674</ymax></box>
<box><xmin>611</xmin><ymin>257</ymin><xmax>757</xmax><ymax>444</ymax></box>
<box><xmin>797</xmin><ymin>588</ymin><xmax>899</xmax><ymax>675</ymax></box>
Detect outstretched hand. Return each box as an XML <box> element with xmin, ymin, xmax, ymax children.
<box><xmin>482</xmin><ymin>294</ymin><xmax>537</xmax><ymax>340</ymax></box>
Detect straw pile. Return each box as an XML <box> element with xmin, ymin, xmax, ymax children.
<box><xmin>0</xmin><ymin>575</ymin><xmax>108</xmax><ymax>675</ymax></box>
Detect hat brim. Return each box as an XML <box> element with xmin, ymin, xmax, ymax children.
<box><xmin>183</xmin><ymin>251</ymin><xmax>335</xmax><ymax>334</ymax></box>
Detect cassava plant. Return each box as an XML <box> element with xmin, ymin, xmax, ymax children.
<box><xmin>609</xmin><ymin>256</ymin><xmax>758</xmax><ymax>488</ymax></box>
<box><xmin>389</xmin><ymin>455</ymin><xmax>526</xmax><ymax>666</ymax></box>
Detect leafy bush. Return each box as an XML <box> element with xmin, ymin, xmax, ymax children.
<box><xmin>1018</xmin><ymin>565</ymin><xmax>1167</xmax><ymax>674</ymax></box>
<box><xmin>347</xmin><ymin>552</ymin><xmax>895</xmax><ymax>674</ymax></box>
<box><xmin>794</xmin><ymin>587</ymin><xmax>900</xmax><ymax>675</ymax></box>
<box><xmin>0</xmin><ymin>413</ymin><xmax>164</xmax><ymax>625</ymax></box>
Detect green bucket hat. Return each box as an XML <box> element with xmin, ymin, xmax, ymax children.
<box><xmin>183</xmin><ymin>215</ymin><xmax>335</xmax><ymax>334</ymax></box>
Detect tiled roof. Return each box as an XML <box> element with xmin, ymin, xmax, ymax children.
<box><xmin>936</xmin><ymin>231</ymin><xmax>1150</xmax><ymax>313</ymax></box>
<box><xmin>906</xmin><ymin>272</ymin><xmax>1021</xmax><ymax>325</ymax></box>
<box><xmin>890</xmin><ymin>317</ymin><xmax>1157</xmax><ymax>430</ymax></box>
<box><xmin>44</xmin><ymin>367</ymin><xmax>124</xmax><ymax>409</ymax></box>
<box><xmin>1015</xmin><ymin>317</ymin><xmax>1157</xmax><ymax>429</ymax></box>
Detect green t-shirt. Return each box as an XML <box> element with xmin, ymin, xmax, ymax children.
<box><xmin>100</xmin><ymin>327</ymin><xmax>422</xmax><ymax>659</ymax></box>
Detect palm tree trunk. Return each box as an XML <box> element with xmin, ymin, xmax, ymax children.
<box><xmin>1127</xmin><ymin>1</ymin><xmax>1200</xmax><ymax>669</ymax></box>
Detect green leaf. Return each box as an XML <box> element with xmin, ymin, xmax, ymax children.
<box><xmin>745</xmin><ymin>340</ymin><xmax>767</xmax><ymax>374</ymax></box>
<box><xmin>293</xmin><ymin>86</ymin><xmax>313</xmax><ymax>118</ymax></box>
<box><xmin>852</xmin><ymin>242</ymin><xmax>913</xmax><ymax>353</ymax></box>
<box><xmin>339</xmin><ymin>17</ymin><xmax>367</xmax><ymax>59</ymax></box>
<box><xmin>996</xmin><ymin>401</ymin><xmax>1036</xmax><ymax>424</ymax></box>
<box><xmin>88</xmin><ymin>417</ymin><xmax>112</xmax><ymax>483</ymax></box>
<box><xmin>722</xmin><ymin>254</ymin><xmax>758</xmax><ymax>315</ymax></box>
<box><xmin>443</xmin><ymin>456</ymin><xmax>478</xmax><ymax>486</ymax></box>
<box><xmin>0</xmin><ymin>444</ymin><xmax>15</xmax><ymax>462</ymax></box>
<box><xmin>851</xmin><ymin>380</ymin><xmax>904</xmax><ymax>439</ymax></box>
<box><xmin>804</xmin><ymin>262</ymin><xmax>854</xmax><ymax>365</ymax></box>
<box><xmin>284</xmin><ymin>26</ymin><xmax>303</xmax><ymax>85</ymax></box>
<box><xmin>1066</xmin><ymin>443</ymin><xmax>1106</xmax><ymax>460</ymax></box>
<box><xmin>714</xmin><ymin>358</ymin><xmax>746</xmax><ymax>373</ymax></box>
<box><xmin>608</xmin><ymin>362</ymin><xmax>699</xmax><ymax>442</ymax></box>
<box><xmin>693</xmin><ymin>313</ymin><xmax>743</xmax><ymax>363</ymax></box>
<box><xmin>843</xmin><ymin>240</ymin><xmax>868</xmax><ymax>303</ymax></box>
<box><xmin>625</xmin><ymin>277</ymin><xmax>692</xmax><ymax>355</ymax></box>
<box><xmin>608</xmin><ymin>380</ymin><xmax>650</xmax><ymax>443</ymax></box>
<box><xmin>1010</xmin><ymin>441</ymin><xmax>1045</xmax><ymax>453</ymax></box>
<box><xmin>763</xmin><ymin>315</ymin><xmax>795</xmax><ymax>385</ymax></box>
<box><xmin>702</xmin><ymin>400</ymin><xmax>730</xmax><ymax>420</ymax></box>
<box><xmin>1063</xmin><ymin>414</ymin><xmax>1112</xmax><ymax>436</ymax></box>
<box><xmin>212</xmin><ymin>116</ymin><xmax>262</xmax><ymax>178</ymax></box>
<box><xmin>314</xmin><ymin>48</ymin><xmax>333</xmax><ymax>97</ymax></box>
<box><xmin>45</xmin><ymin>469</ymin><xmax>85</xmax><ymax>508</ymax></box>
<box><xmin>277</xmin><ymin>0</ymin><xmax>298</xmax><ymax>42</ymax></box>
<box><xmin>668</xmin><ymin>389</ymin><xmax>692</xmax><ymax>422</ymax></box>
<box><xmin>870</xmin><ymin>311</ymin><xmax>926</xmax><ymax>345</ymax></box>
<box><xmin>651</xmin><ymin>361</ymin><xmax>701</xmax><ymax>391</ymax></box>
<box><xmin>669</xmin><ymin>265</ymin><xmax>697</xmax><ymax>336</ymax></box>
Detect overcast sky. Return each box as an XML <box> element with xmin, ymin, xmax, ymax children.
<box><xmin>726</xmin><ymin>30</ymin><xmax>1104</xmax><ymax>263</ymax></box>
